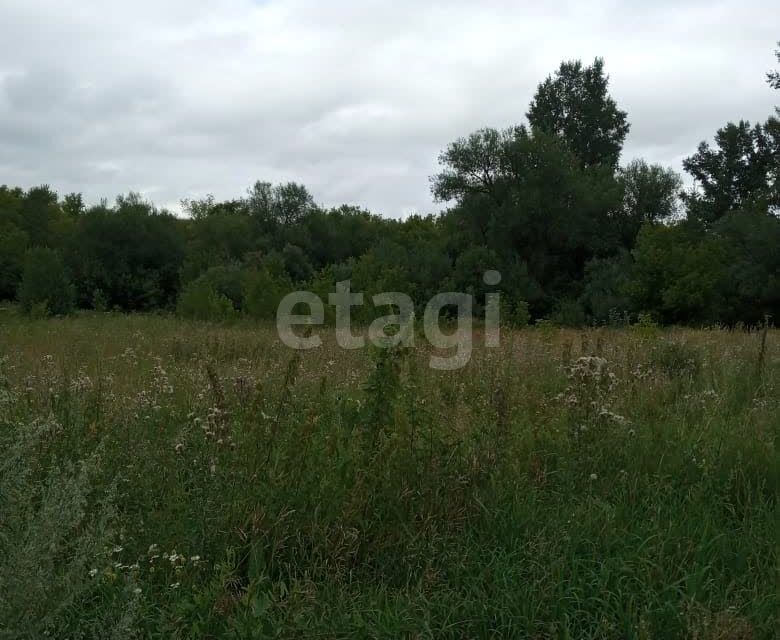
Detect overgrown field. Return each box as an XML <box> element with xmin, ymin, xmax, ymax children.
<box><xmin>0</xmin><ymin>313</ymin><xmax>777</xmax><ymax>639</ymax></box>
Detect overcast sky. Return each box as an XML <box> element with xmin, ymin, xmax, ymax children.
<box><xmin>0</xmin><ymin>1</ymin><xmax>777</xmax><ymax>217</ymax></box>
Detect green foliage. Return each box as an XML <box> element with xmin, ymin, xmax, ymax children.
<box><xmin>527</xmin><ymin>57</ymin><xmax>629</xmax><ymax>168</ymax></box>
<box><xmin>652</xmin><ymin>340</ymin><xmax>703</xmax><ymax>380</ymax></box>
<box><xmin>0</xmin><ymin>418</ymin><xmax>137</xmax><ymax>638</ymax></box>
<box><xmin>503</xmin><ymin>298</ymin><xmax>531</xmax><ymax>328</ymax></box>
<box><xmin>581</xmin><ymin>253</ymin><xmax>633</xmax><ymax>324</ymax></box>
<box><xmin>713</xmin><ymin>209</ymin><xmax>780</xmax><ymax>324</ymax></box>
<box><xmin>191</xmin><ymin>264</ymin><xmax>247</xmax><ymax>311</ymax></box>
<box><xmin>630</xmin><ymin>222</ymin><xmax>732</xmax><ymax>325</ymax></box>
<box><xmin>617</xmin><ymin>159</ymin><xmax>682</xmax><ymax>246</ymax></box>
<box><xmin>18</xmin><ymin>247</ymin><xmax>75</xmax><ymax>316</ymax></box>
<box><xmin>449</xmin><ymin>245</ymin><xmax>500</xmax><ymax>308</ymax></box>
<box><xmin>62</xmin><ymin>192</ymin><xmax>85</xmax><ymax>217</ymax></box>
<box><xmin>683</xmin><ymin>119</ymin><xmax>779</xmax><ymax>223</ymax></box>
<box><xmin>91</xmin><ymin>287</ymin><xmax>109</xmax><ymax>312</ymax></box>
<box><xmin>280</xmin><ymin>243</ymin><xmax>314</xmax><ymax>282</ymax></box>
<box><xmin>243</xmin><ymin>269</ymin><xmax>290</xmax><ymax>320</ymax></box>
<box><xmin>68</xmin><ymin>194</ymin><xmax>185</xmax><ymax>311</ymax></box>
<box><xmin>247</xmin><ymin>180</ymin><xmax>317</xmax><ymax>227</ymax></box>
<box><xmin>0</xmin><ymin>225</ymin><xmax>29</xmax><ymax>300</ymax></box>
<box><xmin>0</xmin><ymin>315</ymin><xmax>776</xmax><ymax>637</ymax></box>
<box><xmin>433</xmin><ymin>124</ymin><xmax>624</xmax><ymax>316</ymax></box>
<box><xmin>1</xmin><ymin>49</ymin><xmax>779</xmax><ymax>328</ymax></box>
<box><xmin>18</xmin><ymin>185</ymin><xmax>63</xmax><ymax>247</ymax></box>
<box><xmin>549</xmin><ymin>298</ymin><xmax>587</xmax><ymax>327</ymax></box>
<box><xmin>176</xmin><ymin>278</ymin><xmax>236</xmax><ymax>321</ymax></box>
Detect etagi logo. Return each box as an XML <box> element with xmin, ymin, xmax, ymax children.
<box><xmin>276</xmin><ymin>270</ymin><xmax>503</xmax><ymax>370</ymax></box>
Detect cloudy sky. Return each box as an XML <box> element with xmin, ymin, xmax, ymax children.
<box><xmin>0</xmin><ymin>1</ymin><xmax>777</xmax><ymax>217</ymax></box>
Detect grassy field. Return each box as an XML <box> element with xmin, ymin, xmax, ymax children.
<box><xmin>0</xmin><ymin>312</ymin><xmax>777</xmax><ymax>639</ymax></box>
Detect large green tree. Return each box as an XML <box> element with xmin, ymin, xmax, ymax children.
<box><xmin>67</xmin><ymin>193</ymin><xmax>185</xmax><ymax>310</ymax></box>
<box><xmin>683</xmin><ymin>119</ymin><xmax>779</xmax><ymax>223</ymax></box>
<box><xmin>433</xmin><ymin>125</ymin><xmax>623</xmax><ymax>316</ymax></box>
<box><xmin>527</xmin><ymin>58</ymin><xmax>629</xmax><ymax>168</ymax></box>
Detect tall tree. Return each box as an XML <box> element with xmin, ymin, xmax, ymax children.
<box><xmin>527</xmin><ymin>58</ymin><xmax>629</xmax><ymax>168</ymax></box>
<box><xmin>683</xmin><ymin>120</ymin><xmax>778</xmax><ymax>223</ymax></box>
<box><xmin>433</xmin><ymin>125</ymin><xmax>623</xmax><ymax>315</ymax></box>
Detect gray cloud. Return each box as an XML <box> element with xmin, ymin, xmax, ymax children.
<box><xmin>0</xmin><ymin>0</ymin><xmax>777</xmax><ymax>217</ymax></box>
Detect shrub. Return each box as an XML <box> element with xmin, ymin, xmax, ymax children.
<box><xmin>92</xmin><ymin>288</ymin><xmax>109</xmax><ymax>312</ymax></box>
<box><xmin>244</xmin><ymin>269</ymin><xmax>290</xmax><ymax>320</ymax></box>
<box><xmin>580</xmin><ymin>253</ymin><xmax>632</xmax><ymax>324</ymax></box>
<box><xmin>631</xmin><ymin>311</ymin><xmax>660</xmax><ymax>337</ymax></box>
<box><xmin>0</xmin><ymin>419</ymin><xmax>137</xmax><ymax>637</ymax></box>
<box><xmin>510</xmin><ymin>299</ymin><xmax>531</xmax><ymax>328</ymax></box>
<box><xmin>18</xmin><ymin>247</ymin><xmax>75</xmax><ymax>316</ymax></box>
<box><xmin>549</xmin><ymin>298</ymin><xmax>587</xmax><ymax>327</ymax></box>
<box><xmin>194</xmin><ymin>264</ymin><xmax>247</xmax><ymax>311</ymax></box>
<box><xmin>177</xmin><ymin>278</ymin><xmax>236</xmax><ymax>321</ymax></box>
<box><xmin>503</xmin><ymin>298</ymin><xmax>530</xmax><ymax>328</ymax></box>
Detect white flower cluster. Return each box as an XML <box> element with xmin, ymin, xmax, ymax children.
<box><xmin>69</xmin><ymin>367</ymin><xmax>94</xmax><ymax>393</ymax></box>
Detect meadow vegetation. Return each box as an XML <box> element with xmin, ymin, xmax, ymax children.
<box><xmin>0</xmin><ymin>312</ymin><xmax>776</xmax><ymax>638</ymax></box>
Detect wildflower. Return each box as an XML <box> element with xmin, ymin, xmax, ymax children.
<box><xmin>589</xmin><ymin>473</ymin><xmax>598</xmax><ymax>481</ymax></box>
<box><xmin>170</xmin><ymin>582</ymin><xmax>180</xmax><ymax>590</ymax></box>
<box><xmin>598</xmin><ymin>409</ymin><xmax>628</xmax><ymax>425</ymax></box>
<box><xmin>89</xmin><ymin>568</ymin><xmax>98</xmax><ymax>577</ymax></box>
<box><xmin>133</xmin><ymin>587</ymin><xmax>142</xmax><ymax>595</ymax></box>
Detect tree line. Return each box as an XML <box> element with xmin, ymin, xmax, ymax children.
<box><xmin>1</xmin><ymin>47</ymin><xmax>778</xmax><ymax>326</ymax></box>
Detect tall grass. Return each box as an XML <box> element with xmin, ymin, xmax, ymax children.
<box><xmin>0</xmin><ymin>313</ymin><xmax>777</xmax><ymax>638</ymax></box>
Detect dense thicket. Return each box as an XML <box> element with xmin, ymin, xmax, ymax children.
<box><xmin>1</xmin><ymin>51</ymin><xmax>778</xmax><ymax>325</ymax></box>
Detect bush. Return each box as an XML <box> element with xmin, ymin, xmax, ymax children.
<box><xmin>631</xmin><ymin>311</ymin><xmax>660</xmax><ymax>337</ymax></box>
<box><xmin>549</xmin><ymin>298</ymin><xmax>587</xmax><ymax>327</ymax></box>
<box><xmin>18</xmin><ymin>247</ymin><xmax>75</xmax><ymax>316</ymax></box>
<box><xmin>503</xmin><ymin>298</ymin><xmax>530</xmax><ymax>328</ymax></box>
<box><xmin>92</xmin><ymin>288</ymin><xmax>109</xmax><ymax>312</ymax></box>
<box><xmin>176</xmin><ymin>278</ymin><xmax>236</xmax><ymax>321</ymax></box>
<box><xmin>244</xmin><ymin>269</ymin><xmax>290</xmax><ymax>320</ymax></box>
<box><xmin>0</xmin><ymin>419</ymin><xmax>137</xmax><ymax>637</ymax></box>
<box><xmin>193</xmin><ymin>265</ymin><xmax>247</xmax><ymax>311</ymax></box>
<box><xmin>581</xmin><ymin>253</ymin><xmax>632</xmax><ymax>323</ymax></box>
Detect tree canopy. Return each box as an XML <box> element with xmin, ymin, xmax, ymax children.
<box><xmin>1</xmin><ymin>48</ymin><xmax>778</xmax><ymax>326</ymax></box>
